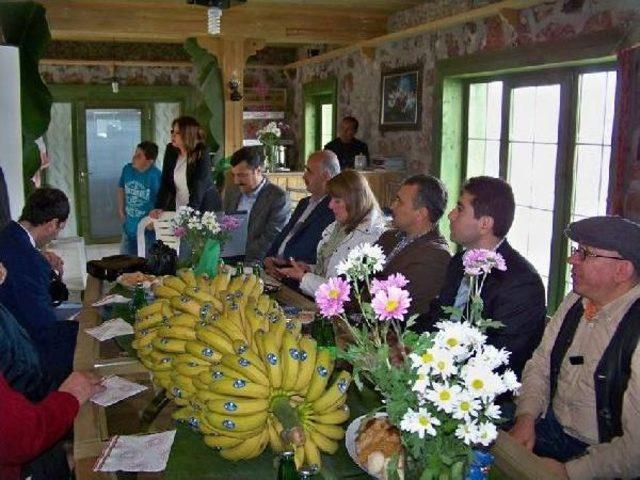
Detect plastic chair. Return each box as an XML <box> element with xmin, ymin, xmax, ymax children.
<box><xmin>137</xmin><ymin>211</ymin><xmax>180</xmax><ymax>257</ymax></box>
<box><xmin>46</xmin><ymin>236</ymin><xmax>87</xmax><ymax>292</ymax></box>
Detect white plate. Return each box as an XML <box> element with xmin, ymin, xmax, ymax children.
<box><xmin>116</xmin><ymin>272</ymin><xmax>157</xmax><ymax>290</ymax></box>
<box><xmin>345</xmin><ymin>412</ymin><xmax>390</xmax><ymax>480</ymax></box>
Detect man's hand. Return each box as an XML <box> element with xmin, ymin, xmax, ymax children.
<box><xmin>149</xmin><ymin>209</ymin><xmax>163</xmax><ymax>219</ymax></box>
<box><xmin>42</xmin><ymin>251</ymin><xmax>64</xmax><ymax>276</ymax></box>
<box><xmin>508</xmin><ymin>413</ymin><xmax>536</xmax><ymax>451</ymax></box>
<box><xmin>59</xmin><ymin>371</ymin><xmax>105</xmax><ymax>406</ymax></box>
<box><xmin>264</xmin><ymin>257</ymin><xmax>284</xmax><ymax>280</ymax></box>
<box><xmin>539</xmin><ymin>457</ymin><xmax>568</xmax><ymax>479</ymax></box>
<box><xmin>278</xmin><ymin>259</ymin><xmax>310</xmax><ymax>282</ymax></box>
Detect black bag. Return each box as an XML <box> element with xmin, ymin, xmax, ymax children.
<box><xmin>145</xmin><ymin>240</ymin><xmax>177</xmax><ymax>276</ymax></box>
<box><xmin>49</xmin><ymin>270</ymin><xmax>69</xmax><ymax>307</ymax></box>
<box><xmin>86</xmin><ymin>255</ymin><xmax>147</xmax><ymax>282</ymax></box>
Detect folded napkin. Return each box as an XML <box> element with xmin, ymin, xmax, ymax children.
<box><xmin>85</xmin><ymin>318</ymin><xmax>134</xmax><ymax>341</ymax></box>
<box><xmin>92</xmin><ymin>294</ymin><xmax>131</xmax><ymax>307</ymax></box>
<box><xmin>91</xmin><ymin>375</ymin><xmax>147</xmax><ymax>407</ymax></box>
<box><xmin>94</xmin><ymin>430</ymin><xmax>176</xmax><ymax>472</ymax></box>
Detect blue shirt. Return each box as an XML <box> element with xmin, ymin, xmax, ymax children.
<box><xmin>119</xmin><ymin>163</ymin><xmax>162</xmax><ymax>237</ymax></box>
<box><xmin>237</xmin><ymin>178</ymin><xmax>267</xmax><ymax>214</ymax></box>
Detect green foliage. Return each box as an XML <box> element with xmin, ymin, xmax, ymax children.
<box><xmin>183</xmin><ymin>38</ymin><xmax>223</xmax><ymax>157</ymax></box>
<box><xmin>0</xmin><ymin>1</ymin><xmax>52</xmax><ymax>194</ymax></box>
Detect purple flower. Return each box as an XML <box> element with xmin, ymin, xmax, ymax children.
<box><xmin>220</xmin><ymin>216</ymin><xmax>240</xmax><ymax>231</ymax></box>
<box><xmin>371</xmin><ymin>286</ymin><xmax>411</xmax><ymax>321</ymax></box>
<box><xmin>174</xmin><ymin>226</ymin><xmax>186</xmax><ymax>238</ymax></box>
<box><xmin>315</xmin><ymin>277</ymin><xmax>351</xmax><ymax>317</ymax></box>
<box><xmin>462</xmin><ymin>249</ymin><xmax>507</xmax><ymax>276</ymax></box>
<box><xmin>371</xmin><ymin>273</ymin><xmax>409</xmax><ymax>295</ymax></box>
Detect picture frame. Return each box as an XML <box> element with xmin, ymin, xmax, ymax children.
<box><xmin>379</xmin><ymin>65</ymin><xmax>422</xmax><ymax>131</ymax></box>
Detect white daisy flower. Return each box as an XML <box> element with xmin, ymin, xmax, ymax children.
<box><xmin>399</xmin><ymin>407</ymin><xmax>441</xmax><ymax>439</ymax></box>
<box><xmin>452</xmin><ymin>392</ymin><xmax>481</xmax><ymax>421</ymax></box>
<box><xmin>431</xmin><ymin>348</ymin><xmax>458</xmax><ymax>379</ymax></box>
<box><xmin>470</xmin><ymin>345</ymin><xmax>510</xmax><ymax>370</ymax></box>
<box><xmin>475</xmin><ymin>421</ymin><xmax>498</xmax><ymax>446</ymax></box>
<box><xmin>409</xmin><ymin>348</ymin><xmax>438</xmax><ymax>375</ymax></box>
<box><xmin>411</xmin><ymin>371</ymin><xmax>431</xmax><ymax>395</ymax></box>
<box><xmin>425</xmin><ymin>382</ymin><xmax>461</xmax><ymax>414</ymax></box>
<box><xmin>455</xmin><ymin>421</ymin><xmax>478</xmax><ymax>446</ymax></box>
<box><xmin>501</xmin><ymin>369</ymin><xmax>521</xmax><ymax>394</ymax></box>
<box><xmin>483</xmin><ymin>403</ymin><xmax>502</xmax><ymax>420</ymax></box>
<box><xmin>434</xmin><ymin>321</ymin><xmax>474</xmax><ymax>358</ymax></box>
<box><xmin>463</xmin><ymin>364</ymin><xmax>503</xmax><ymax>399</ymax></box>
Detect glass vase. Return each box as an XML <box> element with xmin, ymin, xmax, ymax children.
<box><xmin>194</xmin><ymin>238</ymin><xmax>221</xmax><ymax>278</ymax></box>
<box><xmin>263</xmin><ymin>144</ymin><xmax>277</xmax><ymax>172</ymax></box>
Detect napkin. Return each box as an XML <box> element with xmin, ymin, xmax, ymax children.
<box><xmin>85</xmin><ymin>318</ymin><xmax>134</xmax><ymax>341</ymax></box>
<box><xmin>94</xmin><ymin>430</ymin><xmax>176</xmax><ymax>472</ymax></box>
<box><xmin>91</xmin><ymin>375</ymin><xmax>147</xmax><ymax>407</ymax></box>
<box><xmin>92</xmin><ymin>294</ymin><xmax>131</xmax><ymax>307</ymax></box>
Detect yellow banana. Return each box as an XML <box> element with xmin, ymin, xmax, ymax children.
<box><xmin>177</xmin><ymin>268</ymin><xmax>197</xmax><ymax>287</ymax></box>
<box><xmin>169</xmin><ymin>313</ymin><xmax>198</xmax><ymax>329</ymax></box>
<box><xmin>307</xmin><ymin>421</ymin><xmax>345</xmax><ymax>441</ymax></box>
<box><xmin>294</xmin><ymin>336</ymin><xmax>317</xmax><ymax>393</ymax></box>
<box><xmin>208</xmin><ymin>377</ymin><xmax>270</xmax><ymax>399</ymax></box>
<box><xmin>171</xmin><ymin>406</ymin><xmax>193</xmax><ymax>422</ymax></box>
<box><xmin>204</xmin><ymin>410</ymin><xmax>268</xmax><ymax>433</ymax></box>
<box><xmin>267</xmin><ymin>416</ymin><xmax>285</xmax><ymax>453</ymax></box>
<box><xmin>185</xmin><ymin>340</ymin><xmax>222</xmax><ymax>363</ymax></box>
<box><xmin>175</xmin><ymin>353</ymin><xmax>212</xmax><ymax>367</ymax></box>
<box><xmin>171</xmin><ymin>295</ymin><xmax>202</xmax><ymax>317</ymax></box>
<box><xmin>195</xmin><ymin>325</ymin><xmax>236</xmax><ymax>356</ymax></box>
<box><xmin>303</xmin><ymin>437</ymin><xmax>322</xmax><ymax>470</ymax></box>
<box><xmin>192</xmin><ymin>377</ymin><xmax>211</xmax><ymax>391</ymax></box>
<box><xmin>280</xmin><ymin>331</ymin><xmax>300</xmax><ymax>392</ymax></box>
<box><xmin>307</xmin><ymin>426</ymin><xmax>339</xmax><ymax>454</ymax></box>
<box><xmin>175</xmin><ymin>362</ymin><xmax>210</xmax><ymax>377</ymax></box>
<box><xmin>305</xmin><ymin>349</ymin><xmax>335</xmax><ymax>402</ymax></box>
<box><xmin>195</xmin><ymin>389</ymin><xmax>226</xmax><ymax>403</ymax></box>
<box><xmin>219</xmin><ymin>354</ymin><xmax>269</xmax><ymax>387</ymax></box>
<box><xmin>152</xmin><ymin>337</ymin><xmax>187</xmax><ymax>353</ymax></box>
<box><xmin>311</xmin><ymin>371</ymin><xmax>351</xmax><ymax>414</ymax></box>
<box><xmin>294</xmin><ymin>445</ymin><xmax>305</xmax><ymax>469</ymax></box>
<box><xmin>153</xmin><ymin>284</ymin><xmax>181</xmax><ymax>299</ymax></box>
<box><xmin>212</xmin><ymin>270</ymin><xmax>231</xmax><ymax>294</ymax></box>
<box><xmin>308</xmin><ymin>404</ymin><xmax>350</xmax><ymax>425</ymax></box>
<box><xmin>219</xmin><ymin>428</ymin><xmax>269</xmax><ymax>461</ymax></box>
<box><xmin>149</xmin><ymin>350</ymin><xmax>174</xmax><ymax>365</ymax></box>
<box><xmin>132</xmin><ymin>328</ymin><xmax>158</xmax><ymax>348</ymax></box>
<box><xmin>203</xmin><ymin>434</ymin><xmax>243</xmax><ymax>450</ymax></box>
<box><xmin>256</xmin><ymin>294</ymin><xmax>271</xmax><ymax>314</ymax></box>
<box><xmin>135</xmin><ymin>300</ymin><xmax>165</xmax><ymax>319</ymax></box>
<box><xmin>158</xmin><ymin>325</ymin><xmax>197</xmax><ymax>341</ymax></box>
<box><xmin>172</xmin><ymin>373</ymin><xmax>197</xmax><ymax>393</ymax></box>
<box><xmin>261</xmin><ymin>331</ymin><xmax>282</xmax><ymax>389</ymax></box>
<box><xmin>163</xmin><ymin>276</ymin><xmax>186</xmax><ymax>292</ymax></box>
<box><xmin>207</xmin><ymin>398</ymin><xmax>270</xmax><ymax>416</ymax></box>
<box><xmin>135</xmin><ymin>312</ymin><xmax>164</xmax><ymax>330</ymax></box>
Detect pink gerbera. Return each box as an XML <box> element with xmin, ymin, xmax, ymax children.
<box><xmin>372</xmin><ymin>286</ymin><xmax>411</xmax><ymax>321</ymax></box>
<box><xmin>315</xmin><ymin>277</ymin><xmax>351</xmax><ymax>317</ymax></box>
<box><xmin>371</xmin><ymin>273</ymin><xmax>409</xmax><ymax>295</ymax></box>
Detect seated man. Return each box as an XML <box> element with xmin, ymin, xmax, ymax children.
<box><xmin>223</xmin><ymin>146</ymin><xmax>290</xmax><ymax>264</ymax></box>
<box><xmin>264</xmin><ymin>150</ymin><xmax>340</xmax><ymax>279</ymax></box>
<box><xmin>376</xmin><ymin>174</ymin><xmax>451</xmax><ymax>316</ymax></box>
<box><xmin>0</xmin><ymin>188</ymin><xmax>78</xmax><ymax>387</ymax></box>
<box><xmin>324</xmin><ymin>116</ymin><xmax>369</xmax><ymax>170</ymax></box>
<box><xmin>417</xmin><ymin>176</ymin><xmax>546</xmax><ymax>384</ymax></box>
<box><xmin>510</xmin><ymin>216</ymin><xmax>640</xmax><ymax>480</ymax></box>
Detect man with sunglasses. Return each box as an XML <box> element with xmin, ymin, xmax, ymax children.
<box><xmin>0</xmin><ymin>188</ymin><xmax>78</xmax><ymax>388</ymax></box>
<box><xmin>510</xmin><ymin>215</ymin><xmax>640</xmax><ymax>479</ymax></box>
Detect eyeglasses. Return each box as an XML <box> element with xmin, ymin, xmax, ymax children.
<box><xmin>570</xmin><ymin>246</ymin><xmax>625</xmax><ymax>262</ymax></box>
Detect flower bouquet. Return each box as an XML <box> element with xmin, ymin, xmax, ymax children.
<box><xmin>172</xmin><ymin>206</ymin><xmax>239</xmax><ymax>275</ymax></box>
<box><xmin>314</xmin><ymin>244</ymin><xmax>519</xmax><ymax>480</ymax></box>
<box><xmin>256</xmin><ymin>121</ymin><xmax>283</xmax><ymax>171</ymax></box>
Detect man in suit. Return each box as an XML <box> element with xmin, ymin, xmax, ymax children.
<box><xmin>223</xmin><ymin>146</ymin><xmax>290</xmax><ymax>264</ymax></box>
<box><xmin>0</xmin><ymin>188</ymin><xmax>78</xmax><ymax>388</ymax></box>
<box><xmin>324</xmin><ymin>116</ymin><xmax>369</xmax><ymax>170</ymax></box>
<box><xmin>417</xmin><ymin>176</ymin><xmax>546</xmax><ymax>386</ymax></box>
<box><xmin>376</xmin><ymin>175</ymin><xmax>451</xmax><ymax>316</ymax></box>
<box><xmin>263</xmin><ymin>150</ymin><xmax>340</xmax><ymax>279</ymax></box>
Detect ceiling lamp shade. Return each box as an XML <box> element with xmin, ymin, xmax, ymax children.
<box><xmin>207</xmin><ymin>7</ymin><xmax>222</xmax><ymax>35</ymax></box>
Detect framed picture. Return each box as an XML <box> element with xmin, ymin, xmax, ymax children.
<box><xmin>379</xmin><ymin>65</ymin><xmax>422</xmax><ymax>131</ymax></box>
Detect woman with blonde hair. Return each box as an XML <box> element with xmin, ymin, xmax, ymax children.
<box><xmin>280</xmin><ymin>169</ymin><xmax>386</xmax><ymax>296</ymax></box>
<box><xmin>150</xmin><ymin>116</ymin><xmax>221</xmax><ymax>217</ymax></box>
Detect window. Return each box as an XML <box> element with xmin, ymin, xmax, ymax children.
<box><xmin>463</xmin><ymin>66</ymin><xmax>616</xmax><ymax>309</ymax></box>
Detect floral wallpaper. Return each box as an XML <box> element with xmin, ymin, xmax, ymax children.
<box><xmin>40</xmin><ymin>64</ymin><xmax>195</xmax><ymax>86</ymax></box>
<box><xmin>292</xmin><ymin>0</ymin><xmax>640</xmax><ymax>174</ymax></box>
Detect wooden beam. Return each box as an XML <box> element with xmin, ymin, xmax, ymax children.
<box><xmin>41</xmin><ymin>58</ymin><xmax>192</xmax><ymax>68</ymax></box>
<box><xmin>284</xmin><ymin>0</ymin><xmax>549</xmax><ymax>69</ymax></box>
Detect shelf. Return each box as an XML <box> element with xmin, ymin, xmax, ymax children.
<box><xmin>242</xmin><ymin>111</ymin><xmax>285</xmax><ymax>120</ymax></box>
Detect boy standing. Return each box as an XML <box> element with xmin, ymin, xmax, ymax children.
<box><xmin>118</xmin><ymin>141</ymin><xmax>161</xmax><ymax>256</ymax></box>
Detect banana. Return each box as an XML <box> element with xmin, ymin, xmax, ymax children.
<box><xmin>303</xmin><ymin>437</ymin><xmax>322</xmax><ymax>469</ymax></box>
<box><xmin>175</xmin><ymin>362</ymin><xmax>209</xmax><ymax>377</ymax></box>
<box><xmin>212</xmin><ymin>270</ymin><xmax>231</xmax><ymax>294</ymax></box>
<box><xmin>158</xmin><ymin>325</ymin><xmax>197</xmax><ymax>341</ymax></box>
<box><xmin>307</xmin><ymin>422</ymin><xmax>345</xmax><ymax>441</ymax></box>
<box><xmin>203</xmin><ymin>434</ymin><xmax>243</xmax><ymax>450</ymax></box>
<box><xmin>153</xmin><ymin>284</ymin><xmax>182</xmax><ymax>299</ymax></box>
<box><xmin>267</xmin><ymin>416</ymin><xmax>285</xmax><ymax>453</ymax></box>
<box><xmin>307</xmin><ymin>426</ymin><xmax>339</xmax><ymax>454</ymax></box>
<box><xmin>132</xmin><ymin>328</ymin><xmax>158</xmax><ymax>349</ymax></box>
<box><xmin>163</xmin><ymin>276</ymin><xmax>187</xmax><ymax>292</ymax></box>
<box><xmin>172</xmin><ymin>406</ymin><xmax>193</xmax><ymax>422</ymax></box>
<box><xmin>208</xmin><ymin>377</ymin><xmax>270</xmax><ymax>399</ymax></box>
<box><xmin>196</xmin><ymin>274</ymin><xmax>213</xmax><ymax>293</ymax></box>
<box><xmin>185</xmin><ymin>340</ymin><xmax>222</xmax><ymax>363</ymax></box>
<box><xmin>204</xmin><ymin>410</ymin><xmax>268</xmax><ymax>433</ymax></box>
<box><xmin>172</xmin><ymin>373</ymin><xmax>197</xmax><ymax>393</ymax></box>
<box><xmin>219</xmin><ymin>428</ymin><xmax>269</xmax><ymax>461</ymax></box>
<box><xmin>135</xmin><ymin>312</ymin><xmax>164</xmax><ymax>330</ymax></box>
<box><xmin>177</xmin><ymin>268</ymin><xmax>197</xmax><ymax>287</ymax></box>
<box><xmin>280</xmin><ymin>331</ymin><xmax>300</xmax><ymax>392</ymax></box>
<box><xmin>185</xmin><ymin>286</ymin><xmax>222</xmax><ymax>307</ymax></box>
<box><xmin>261</xmin><ymin>331</ymin><xmax>282</xmax><ymax>389</ymax></box>
<box><xmin>135</xmin><ymin>300</ymin><xmax>165</xmax><ymax>319</ymax></box>
<box><xmin>152</xmin><ymin>337</ymin><xmax>187</xmax><ymax>353</ymax></box>
<box><xmin>207</xmin><ymin>398</ymin><xmax>270</xmax><ymax>416</ymax></box>
<box><xmin>256</xmin><ymin>294</ymin><xmax>271</xmax><ymax>314</ymax></box>
<box><xmin>294</xmin><ymin>445</ymin><xmax>305</xmax><ymax>469</ymax></box>
<box><xmin>192</xmin><ymin>377</ymin><xmax>212</xmax><ymax>391</ymax></box>
<box><xmin>308</xmin><ymin>404</ymin><xmax>350</xmax><ymax>425</ymax></box>
<box><xmin>294</xmin><ymin>336</ymin><xmax>317</xmax><ymax>393</ymax></box>
<box><xmin>149</xmin><ymin>350</ymin><xmax>174</xmax><ymax>365</ymax></box>
<box><xmin>195</xmin><ymin>389</ymin><xmax>226</xmax><ymax>403</ymax></box>
<box><xmin>219</xmin><ymin>354</ymin><xmax>269</xmax><ymax>387</ymax></box>
<box><xmin>171</xmin><ymin>295</ymin><xmax>202</xmax><ymax>317</ymax></box>
<box><xmin>195</xmin><ymin>325</ymin><xmax>235</xmax><ymax>355</ymax></box>
<box><xmin>305</xmin><ymin>349</ymin><xmax>335</xmax><ymax>402</ymax></box>
<box><xmin>311</xmin><ymin>371</ymin><xmax>351</xmax><ymax>414</ymax></box>
<box><xmin>169</xmin><ymin>313</ymin><xmax>198</xmax><ymax>329</ymax></box>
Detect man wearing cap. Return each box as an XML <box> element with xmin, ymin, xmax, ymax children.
<box><xmin>509</xmin><ymin>215</ymin><xmax>640</xmax><ymax>479</ymax></box>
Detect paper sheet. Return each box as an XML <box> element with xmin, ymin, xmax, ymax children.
<box><xmin>85</xmin><ymin>317</ymin><xmax>134</xmax><ymax>341</ymax></box>
<box><xmin>92</xmin><ymin>294</ymin><xmax>131</xmax><ymax>307</ymax></box>
<box><xmin>94</xmin><ymin>430</ymin><xmax>176</xmax><ymax>472</ymax></box>
<box><xmin>90</xmin><ymin>375</ymin><xmax>147</xmax><ymax>407</ymax></box>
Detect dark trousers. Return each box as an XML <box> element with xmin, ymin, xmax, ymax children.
<box><xmin>533</xmin><ymin>409</ymin><xmax>589</xmax><ymax>462</ymax></box>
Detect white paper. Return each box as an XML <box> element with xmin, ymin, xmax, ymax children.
<box><xmin>85</xmin><ymin>318</ymin><xmax>134</xmax><ymax>341</ymax></box>
<box><xmin>94</xmin><ymin>430</ymin><xmax>176</xmax><ymax>472</ymax></box>
<box><xmin>92</xmin><ymin>294</ymin><xmax>131</xmax><ymax>307</ymax></box>
<box><xmin>91</xmin><ymin>375</ymin><xmax>147</xmax><ymax>407</ymax></box>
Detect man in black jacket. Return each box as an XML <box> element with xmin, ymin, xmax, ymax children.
<box><xmin>417</xmin><ymin>176</ymin><xmax>546</xmax><ymax>386</ymax></box>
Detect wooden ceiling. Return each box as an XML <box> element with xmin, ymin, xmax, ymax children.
<box><xmin>40</xmin><ymin>0</ymin><xmax>426</xmax><ymax>46</ymax></box>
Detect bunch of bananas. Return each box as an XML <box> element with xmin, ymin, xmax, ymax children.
<box><xmin>131</xmin><ymin>268</ymin><xmax>351</xmax><ymax>470</ymax></box>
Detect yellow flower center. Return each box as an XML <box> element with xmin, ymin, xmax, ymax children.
<box><xmin>418</xmin><ymin>373</ymin><xmax>426</xmax><ymax>381</ymax></box>
<box><xmin>472</xmin><ymin>379</ymin><xmax>484</xmax><ymax>390</ymax></box>
<box><xmin>329</xmin><ymin>288</ymin><xmax>339</xmax><ymax>299</ymax></box>
<box><xmin>460</xmin><ymin>401</ymin><xmax>470</xmax><ymax>411</ymax></box>
<box><xmin>446</xmin><ymin>337</ymin><xmax>458</xmax><ymax>347</ymax></box>
<box><xmin>437</xmin><ymin>360</ymin><xmax>446</xmax><ymax>370</ymax></box>
<box><xmin>421</xmin><ymin>352</ymin><xmax>433</xmax><ymax>363</ymax></box>
<box><xmin>439</xmin><ymin>390</ymin><xmax>451</xmax><ymax>401</ymax></box>
<box><xmin>385</xmin><ymin>299</ymin><xmax>399</xmax><ymax>312</ymax></box>
<box><xmin>419</xmin><ymin>416</ymin><xmax>431</xmax><ymax>427</ymax></box>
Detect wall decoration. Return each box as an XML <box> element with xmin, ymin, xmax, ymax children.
<box><xmin>379</xmin><ymin>65</ymin><xmax>422</xmax><ymax>131</ymax></box>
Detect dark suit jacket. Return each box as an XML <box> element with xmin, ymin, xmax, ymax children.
<box><xmin>0</xmin><ymin>222</ymin><xmax>78</xmax><ymax>387</ymax></box>
<box><xmin>376</xmin><ymin>229</ymin><xmax>451</xmax><ymax>316</ymax></box>
<box><xmin>265</xmin><ymin>196</ymin><xmax>333</xmax><ymax>264</ymax></box>
<box><xmin>155</xmin><ymin>143</ymin><xmax>222</xmax><ymax>212</ymax></box>
<box><xmin>223</xmin><ymin>180</ymin><xmax>290</xmax><ymax>263</ymax></box>
<box><xmin>417</xmin><ymin>240</ymin><xmax>546</xmax><ymax>379</ymax></box>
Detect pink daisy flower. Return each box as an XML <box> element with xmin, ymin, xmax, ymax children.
<box><xmin>372</xmin><ymin>286</ymin><xmax>411</xmax><ymax>321</ymax></box>
<box><xmin>315</xmin><ymin>277</ymin><xmax>351</xmax><ymax>317</ymax></box>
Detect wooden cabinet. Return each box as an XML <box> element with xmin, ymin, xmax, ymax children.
<box><xmin>267</xmin><ymin>171</ymin><xmax>404</xmax><ymax>209</ymax></box>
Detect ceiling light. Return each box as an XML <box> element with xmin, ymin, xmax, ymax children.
<box><xmin>207</xmin><ymin>7</ymin><xmax>222</xmax><ymax>35</ymax></box>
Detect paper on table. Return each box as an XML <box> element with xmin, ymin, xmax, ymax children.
<box><xmin>85</xmin><ymin>317</ymin><xmax>134</xmax><ymax>341</ymax></box>
<box><xmin>94</xmin><ymin>430</ymin><xmax>176</xmax><ymax>472</ymax></box>
<box><xmin>92</xmin><ymin>294</ymin><xmax>131</xmax><ymax>307</ymax></box>
<box><xmin>90</xmin><ymin>375</ymin><xmax>147</xmax><ymax>407</ymax></box>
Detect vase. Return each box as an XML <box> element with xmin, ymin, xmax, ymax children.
<box><xmin>465</xmin><ymin>450</ymin><xmax>494</xmax><ymax>480</ymax></box>
<box><xmin>194</xmin><ymin>238</ymin><xmax>221</xmax><ymax>278</ymax></box>
<box><xmin>263</xmin><ymin>144</ymin><xmax>277</xmax><ymax>172</ymax></box>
